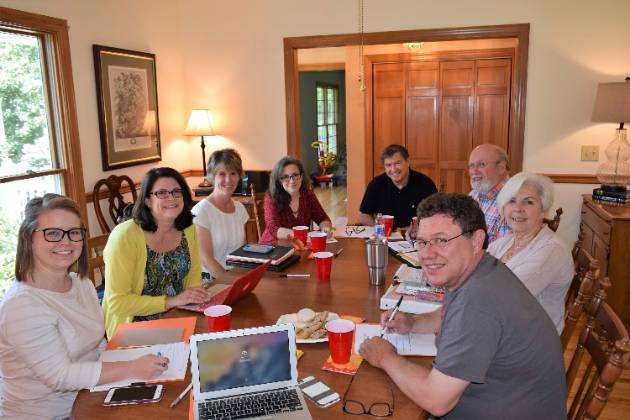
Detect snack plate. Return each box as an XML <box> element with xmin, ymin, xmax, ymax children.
<box><xmin>276</xmin><ymin>312</ymin><xmax>339</xmax><ymax>343</ymax></box>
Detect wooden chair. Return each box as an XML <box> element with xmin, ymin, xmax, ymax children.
<box><xmin>248</xmin><ymin>184</ymin><xmax>266</xmax><ymax>242</ymax></box>
<box><xmin>543</xmin><ymin>207</ymin><xmax>563</xmax><ymax>232</ymax></box>
<box><xmin>92</xmin><ymin>174</ymin><xmax>137</xmax><ymax>233</ymax></box>
<box><xmin>87</xmin><ymin>234</ymin><xmax>108</xmax><ymax>301</ymax></box>
<box><xmin>565</xmin><ymin>277</ymin><xmax>630</xmax><ymax>420</ymax></box>
<box><xmin>561</xmin><ymin>250</ymin><xmax>600</xmax><ymax>350</ymax></box>
<box><xmin>572</xmin><ymin>224</ymin><xmax>586</xmax><ymax>263</ymax></box>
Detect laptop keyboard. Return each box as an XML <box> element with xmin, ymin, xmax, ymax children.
<box><xmin>198</xmin><ymin>388</ymin><xmax>303</xmax><ymax>419</ymax></box>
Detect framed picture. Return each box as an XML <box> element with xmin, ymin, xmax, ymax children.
<box><xmin>93</xmin><ymin>45</ymin><xmax>161</xmax><ymax>170</ymax></box>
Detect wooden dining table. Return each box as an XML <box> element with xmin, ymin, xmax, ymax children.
<box><xmin>72</xmin><ymin>238</ymin><xmax>431</xmax><ymax>419</ymax></box>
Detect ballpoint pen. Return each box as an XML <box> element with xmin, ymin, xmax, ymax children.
<box><xmin>170</xmin><ymin>382</ymin><xmax>193</xmax><ymax>408</ymax></box>
<box><xmin>334</xmin><ymin>248</ymin><xmax>344</xmax><ymax>257</ymax></box>
<box><xmin>380</xmin><ymin>295</ymin><xmax>404</xmax><ymax>337</ymax></box>
<box><xmin>279</xmin><ymin>273</ymin><xmax>310</xmax><ymax>278</ymax></box>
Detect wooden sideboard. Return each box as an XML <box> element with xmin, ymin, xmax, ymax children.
<box><xmin>580</xmin><ymin>195</ymin><xmax>630</xmax><ymax>327</ymax></box>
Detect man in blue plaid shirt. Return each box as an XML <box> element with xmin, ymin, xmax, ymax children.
<box><xmin>468</xmin><ymin>144</ymin><xmax>510</xmax><ymax>243</ymax></box>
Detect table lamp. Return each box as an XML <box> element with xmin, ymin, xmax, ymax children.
<box><xmin>591</xmin><ymin>77</ymin><xmax>630</xmax><ymax>203</ymax></box>
<box><xmin>184</xmin><ymin>109</ymin><xmax>215</xmax><ymax>187</ymax></box>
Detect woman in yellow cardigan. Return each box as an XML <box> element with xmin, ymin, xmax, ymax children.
<box><xmin>102</xmin><ymin>167</ymin><xmax>209</xmax><ymax>338</ymax></box>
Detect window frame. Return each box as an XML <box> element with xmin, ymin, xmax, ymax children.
<box><xmin>315</xmin><ymin>82</ymin><xmax>339</xmax><ymax>155</ymax></box>
<box><xmin>0</xmin><ymin>6</ymin><xmax>87</xmax><ymax>221</ymax></box>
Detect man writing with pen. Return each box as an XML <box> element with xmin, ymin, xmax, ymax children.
<box><xmin>359</xmin><ymin>193</ymin><xmax>566</xmax><ymax>420</ymax></box>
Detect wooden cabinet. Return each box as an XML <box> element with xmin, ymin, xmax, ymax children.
<box><xmin>581</xmin><ymin>196</ymin><xmax>630</xmax><ymax>327</ymax></box>
<box><xmin>370</xmin><ymin>51</ymin><xmax>512</xmax><ymax>193</ymax></box>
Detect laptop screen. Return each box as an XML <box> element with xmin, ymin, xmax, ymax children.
<box><xmin>196</xmin><ymin>330</ymin><xmax>292</xmax><ymax>393</ymax></box>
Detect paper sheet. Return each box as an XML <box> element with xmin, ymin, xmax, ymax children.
<box><xmin>388</xmin><ymin>240</ymin><xmax>415</xmax><ymax>253</ymax></box>
<box><xmin>354</xmin><ymin>323</ymin><xmax>436</xmax><ymax>356</ymax></box>
<box><xmin>91</xmin><ymin>342</ymin><xmax>189</xmax><ymax>392</ymax></box>
<box><xmin>335</xmin><ymin>226</ymin><xmax>403</xmax><ymax>240</ymax></box>
<box><xmin>393</xmin><ymin>265</ymin><xmax>423</xmax><ymax>283</ymax></box>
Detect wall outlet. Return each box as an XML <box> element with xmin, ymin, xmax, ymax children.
<box><xmin>581</xmin><ymin>145</ymin><xmax>599</xmax><ymax>162</ymax></box>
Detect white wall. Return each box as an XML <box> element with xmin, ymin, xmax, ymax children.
<box><xmin>2</xmin><ymin>0</ymin><xmax>629</xmax><ymax>244</ymax></box>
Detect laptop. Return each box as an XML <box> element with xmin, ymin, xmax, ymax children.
<box><xmin>189</xmin><ymin>324</ymin><xmax>312</xmax><ymax>420</ymax></box>
<box><xmin>179</xmin><ymin>261</ymin><xmax>270</xmax><ymax>313</ymax></box>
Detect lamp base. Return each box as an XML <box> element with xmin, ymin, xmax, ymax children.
<box><xmin>198</xmin><ymin>178</ymin><xmax>212</xmax><ymax>188</ymax></box>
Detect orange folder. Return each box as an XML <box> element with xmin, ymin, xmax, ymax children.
<box><xmin>106</xmin><ymin>316</ymin><xmax>197</xmax><ymax>350</ymax></box>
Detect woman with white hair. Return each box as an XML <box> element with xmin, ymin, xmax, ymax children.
<box><xmin>487</xmin><ymin>172</ymin><xmax>573</xmax><ymax>334</ymax></box>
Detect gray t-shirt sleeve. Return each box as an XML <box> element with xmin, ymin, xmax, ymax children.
<box><xmin>433</xmin><ymin>303</ymin><xmax>501</xmax><ymax>384</ymax></box>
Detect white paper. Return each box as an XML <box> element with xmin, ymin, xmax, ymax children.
<box><xmin>393</xmin><ymin>265</ymin><xmax>423</xmax><ymax>283</ymax></box>
<box><xmin>91</xmin><ymin>342</ymin><xmax>189</xmax><ymax>392</ymax></box>
<box><xmin>354</xmin><ymin>323</ymin><xmax>437</xmax><ymax>356</ymax></box>
<box><xmin>334</xmin><ymin>226</ymin><xmax>403</xmax><ymax>240</ymax></box>
<box><xmin>388</xmin><ymin>241</ymin><xmax>415</xmax><ymax>253</ymax></box>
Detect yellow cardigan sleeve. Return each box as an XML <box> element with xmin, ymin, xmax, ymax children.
<box><xmin>102</xmin><ymin>221</ymin><xmax>167</xmax><ymax>337</ymax></box>
<box><xmin>183</xmin><ymin>224</ymin><xmax>202</xmax><ymax>289</ymax></box>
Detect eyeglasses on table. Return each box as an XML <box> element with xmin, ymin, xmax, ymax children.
<box><xmin>342</xmin><ymin>374</ymin><xmax>394</xmax><ymax>417</ymax></box>
<box><xmin>345</xmin><ymin>225</ymin><xmax>367</xmax><ymax>236</ymax></box>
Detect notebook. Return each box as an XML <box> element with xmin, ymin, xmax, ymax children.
<box><xmin>189</xmin><ymin>324</ymin><xmax>312</xmax><ymax>420</ymax></box>
<box><xmin>226</xmin><ymin>254</ymin><xmax>300</xmax><ymax>272</ymax></box>
<box><xmin>179</xmin><ymin>261</ymin><xmax>270</xmax><ymax>313</ymax></box>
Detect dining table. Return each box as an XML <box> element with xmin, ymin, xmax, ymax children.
<box><xmin>71</xmin><ymin>238</ymin><xmax>432</xmax><ymax>419</ymax></box>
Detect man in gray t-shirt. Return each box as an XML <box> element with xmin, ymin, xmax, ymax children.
<box><xmin>359</xmin><ymin>193</ymin><xmax>566</xmax><ymax>419</ymax></box>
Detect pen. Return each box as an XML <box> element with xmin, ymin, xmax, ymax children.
<box><xmin>170</xmin><ymin>382</ymin><xmax>193</xmax><ymax>408</ymax></box>
<box><xmin>380</xmin><ymin>295</ymin><xmax>404</xmax><ymax>337</ymax></box>
<box><xmin>334</xmin><ymin>248</ymin><xmax>344</xmax><ymax>257</ymax></box>
<box><xmin>280</xmin><ymin>273</ymin><xmax>310</xmax><ymax>278</ymax></box>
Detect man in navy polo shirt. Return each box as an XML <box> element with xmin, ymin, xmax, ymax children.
<box><xmin>359</xmin><ymin>144</ymin><xmax>437</xmax><ymax>229</ymax></box>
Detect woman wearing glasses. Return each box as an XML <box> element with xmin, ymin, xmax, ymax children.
<box><xmin>192</xmin><ymin>149</ymin><xmax>249</xmax><ymax>278</ymax></box>
<box><xmin>487</xmin><ymin>172</ymin><xmax>573</xmax><ymax>334</ymax></box>
<box><xmin>260</xmin><ymin>156</ymin><xmax>332</xmax><ymax>244</ymax></box>
<box><xmin>0</xmin><ymin>194</ymin><xmax>168</xmax><ymax>419</ymax></box>
<box><xmin>102</xmin><ymin>167</ymin><xmax>208</xmax><ymax>338</ymax></box>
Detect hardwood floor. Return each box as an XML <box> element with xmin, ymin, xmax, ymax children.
<box><xmin>313</xmin><ymin>185</ymin><xmax>347</xmax><ymax>223</ymax></box>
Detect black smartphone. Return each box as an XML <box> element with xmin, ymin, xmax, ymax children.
<box><xmin>103</xmin><ymin>384</ymin><xmax>163</xmax><ymax>406</ymax></box>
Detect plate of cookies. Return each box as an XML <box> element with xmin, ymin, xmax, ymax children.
<box><xmin>276</xmin><ymin>308</ymin><xmax>339</xmax><ymax>343</ymax></box>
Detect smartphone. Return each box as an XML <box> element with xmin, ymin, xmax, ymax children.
<box><xmin>103</xmin><ymin>384</ymin><xmax>163</xmax><ymax>406</ymax></box>
<box><xmin>298</xmin><ymin>376</ymin><xmax>340</xmax><ymax>408</ymax></box>
<box><xmin>243</xmin><ymin>243</ymin><xmax>274</xmax><ymax>254</ymax></box>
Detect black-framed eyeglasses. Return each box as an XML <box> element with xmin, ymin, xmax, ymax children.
<box><xmin>279</xmin><ymin>173</ymin><xmax>302</xmax><ymax>183</ymax></box>
<box><xmin>415</xmin><ymin>230</ymin><xmax>472</xmax><ymax>250</ymax></box>
<box><xmin>150</xmin><ymin>188</ymin><xmax>184</xmax><ymax>199</ymax></box>
<box><xmin>34</xmin><ymin>227</ymin><xmax>86</xmax><ymax>242</ymax></box>
<box><xmin>342</xmin><ymin>375</ymin><xmax>394</xmax><ymax>417</ymax></box>
<box><xmin>345</xmin><ymin>225</ymin><xmax>366</xmax><ymax>236</ymax></box>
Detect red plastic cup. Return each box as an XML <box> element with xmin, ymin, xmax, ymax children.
<box><xmin>313</xmin><ymin>251</ymin><xmax>334</xmax><ymax>282</ymax></box>
<box><xmin>382</xmin><ymin>215</ymin><xmax>394</xmax><ymax>237</ymax></box>
<box><xmin>411</xmin><ymin>216</ymin><xmax>418</xmax><ymax>240</ymax></box>
<box><xmin>308</xmin><ymin>232</ymin><xmax>327</xmax><ymax>253</ymax></box>
<box><xmin>326</xmin><ymin>319</ymin><xmax>355</xmax><ymax>364</ymax></box>
<box><xmin>204</xmin><ymin>305</ymin><xmax>232</xmax><ymax>332</ymax></box>
<box><xmin>292</xmin><ymin>226</ymin><xmax>309</xmax><ymax>244</ymax></box>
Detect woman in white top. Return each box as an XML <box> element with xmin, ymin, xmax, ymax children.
<box><xmin>487</xmin><ymin>172</ymin><xmax>573</xmax><ymax>334</ymax></box>
<box><xmin>0</xmin><ymin>194</ymin><xmax>168</xmax><ymax>419</ymax></box>
<box><xmin>193</xmin><ymin>149</ymin><xmax>249</xmax><ymax>279</ymax></box>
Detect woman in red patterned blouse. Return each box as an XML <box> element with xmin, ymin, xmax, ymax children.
<box><xmin>260</xmin><ymin>156</ymin><xmax>332</xmax><ymax>244</ymax></box>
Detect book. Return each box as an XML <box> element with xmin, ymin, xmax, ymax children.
<box><xmin>592</xmin><ymin>187</ymin><xmax>630</xmax><ymax>200</ymax></box>
<box><xmin>106</xmin><ymin>316</ymin><xmax>197</xmax><ymax>350</ymax></box>
<box><xmin>226</xmin><ymin>254</ymin><xmax>300</xmax><ymax>271</ymax></box>
<box><xmin>354</xmin><ymin>323</ymin><xmax>437</xmax><ymax>356</ymax></box>
<box><xmin>380</xmin><ymin>284</ymin><xmax>441</xmax><ymax>314</ymax></box>
<box><xmin>592</xmin><ymin>195</ymin><xmax>630</xmax><ymax>205</ymax></box>
<box><xmin>226</xmin><ymin>244</ymin><xmax>295</xmax><ymax>265</ymax></box>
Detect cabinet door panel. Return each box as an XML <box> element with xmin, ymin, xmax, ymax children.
<box><xmin>373</xmin><ymin>64</ymin><xmax>405</xmax><ymax>174</ymax></box>
<box><xmin>474</xmin><ymin>59</ymin><xmax>511</xmax><ymax>149</ymax></box>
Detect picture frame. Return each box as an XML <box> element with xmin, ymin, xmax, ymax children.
<box><xmin>93</xmin><ymin>45</ymin><xmax>161</xmax><ymax>171</ymax></box>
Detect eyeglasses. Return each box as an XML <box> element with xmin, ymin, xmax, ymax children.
<box><xmin>279</xmin><ymin>173</ymin><xmax>302</xmax><ymax>183</ymax></box>
<box><xmin>467</xmin><ymin>160</ymin><xmax>501</xmax><ymax>170</ymax></box>
<box><xmin>35</xmin><ymin>227</ymin><xmax>86</xmax><ymax>242</ymax></box>
<box><xmin>345</xmin><ymin>226</ymin><xmax>366</xmax><ymax>236</ymax></box>
<box><xmin>415</xmin><ymin>230</ymin><xmax>472</xmax><ymax>250</ymax></box>
<box><xmin>343</xmin><ymin>375</ymin><xmax>394</xmax><ymax>417</ymax></box>
<box><xmin>150</xmin><ymin>188</ymin><xmax>184</xmax><ymax>199</ymax></box>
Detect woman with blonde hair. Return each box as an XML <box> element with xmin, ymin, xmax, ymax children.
<box><xmin>0</xmin><ymin>194</ymin><xmax>167</xmax><ymax>419</ymax></box>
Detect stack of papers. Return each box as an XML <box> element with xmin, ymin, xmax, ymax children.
<box><xmin>353</xmin><ymin>323</ymin><xmax>436</xmax><ymax>356</ymax></box>
<box><xmin>335</xmin><ymin>225</ymin><xmax>403</xmax><ymax>240</ymax></box>
<box><xmin>91</xmin><ymin>342</ymin><xmax>189</xmax><ymax>392</ymax></box>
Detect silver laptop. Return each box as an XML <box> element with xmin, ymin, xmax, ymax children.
<box><xmin>190</xmin><ymin>324</ymin><xmax>312</xmax><ymax>420</ymax></box>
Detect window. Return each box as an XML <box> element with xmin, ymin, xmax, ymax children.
<box><xmin>316</xmin><ymin>84</ymin><xmax>339</xmax><ymax>156</ymax></box>
<box><xmin>0</xmin><ymin>8</ymin><xmax>85</xmax><ymax>297</ymax></box>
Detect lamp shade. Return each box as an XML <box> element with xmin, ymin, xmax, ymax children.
<box><xmin>592</xmin><ymin>81</ymin><xmax>630</xmax><ymax>123</ymax></box>
<box><xmin>184</xmin><ymin>109</ymin><xmax>215</xmax><ymax>136</ymax></box>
